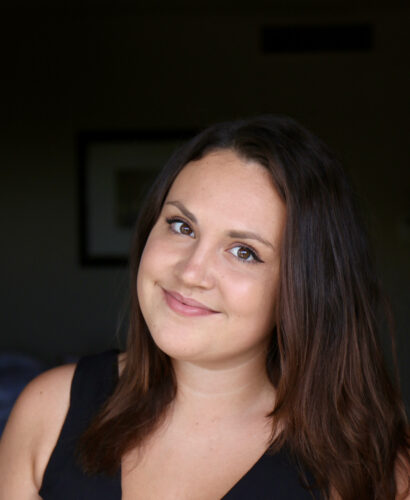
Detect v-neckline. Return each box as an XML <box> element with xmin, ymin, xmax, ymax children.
<box><xmin>114</xmin><ymin>353</ymin><xmax>273</xmax><ymax>498</ymax></box>
<box><xmin>219</xmin><ymin>451</ymin><xmax>270</xmax><ymax>498</ymax></box>
<box><xmin>118</xmin><ymin>450</ymin><xmax>272</xmax><ymax>499</ymax></box>
<box><xmin>113</xmin><ymin>353</ymin><xmax>318</xmax><ymax>499</ymax></box>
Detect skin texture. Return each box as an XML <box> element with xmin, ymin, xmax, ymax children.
<box><xmin>0</xmin><ymin>363</ymin><xmax>76</xmax><ymax>498</ymax></box>
<box><xmin>137</xmin><ymin>149</ymin><xmax>286</xmax><ymax>369</ymax></box>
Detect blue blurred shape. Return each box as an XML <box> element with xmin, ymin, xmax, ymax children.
<box><xmin>0</xmin><ymin>352</ymin><xmax>46</xmax><ymax>436</ymax></box>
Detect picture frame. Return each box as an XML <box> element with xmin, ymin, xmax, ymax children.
<box><xmin>78</xmin><ymin>130</ymin><xmax>194</xmax><ymax>266</ymax></box>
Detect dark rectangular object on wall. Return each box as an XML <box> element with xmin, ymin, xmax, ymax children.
<box><xmin>77</xmin><ymin>130</ymin><xmax>195</xmax><ymax>266</ymax></box>
<box><xmin>261</xmin><ymin>24</ymin><xmax>373</xmax><ymax>53</ymax></box>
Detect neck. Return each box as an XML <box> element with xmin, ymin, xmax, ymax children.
<box><xmin>171</xmin><ymin>350</ymin><xmax>276</xmax><ymax>421</ymax></box>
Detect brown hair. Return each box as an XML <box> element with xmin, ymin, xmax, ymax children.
<box><xmin>78</xmin><ymin>115</ymin><xmax>409</xmax><ymax>498</ymax></box>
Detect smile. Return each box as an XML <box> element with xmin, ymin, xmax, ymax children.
<box><xmin>162</xmin><ymin>289</ymin><xmax>218</xmax><ymax>317</ymax></box>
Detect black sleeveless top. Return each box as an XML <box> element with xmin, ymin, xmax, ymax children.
<box><xmin>39</xmin><ymin>351</ymin><xmax>321</xmax><ymax>499</ymax></box>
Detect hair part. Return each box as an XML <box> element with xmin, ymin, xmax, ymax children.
<box><xmin>78</xmin><ymin>115</ymin><xmax>409</xmax><ymax>499</ymax></box>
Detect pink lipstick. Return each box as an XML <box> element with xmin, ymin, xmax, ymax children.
<box><xmin>163</xmin><ymin>289</ymin><xmax>217</xmax><ymax>317</ymax></box>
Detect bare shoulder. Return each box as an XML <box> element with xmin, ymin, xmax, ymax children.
<box><xmin>0</xmin><ymin>362</ymin><xmax>76</xmax><ymax>498</ymax></box>
<box><xmin>396</xmin><ymin>452</ymin><xmax>410</xmax><ymax>500</ymax></box>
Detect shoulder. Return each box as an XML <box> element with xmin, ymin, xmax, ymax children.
<box><xmin>396</xmin><ymin>452</ymin><xmax>410</xmax><ymax>500</ymax></box>
<box><xmin>0</xmin><ymin>362</ymin><xmax>76</xmax><ymax>497</ymax></box>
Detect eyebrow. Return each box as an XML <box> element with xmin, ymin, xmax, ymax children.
<box><xmin>165</xmin><ymin>200</ymin><xmax>275</xmax><ymax>251</ymax></box>
<box><xmin>165</xmin><ymin>200</ymin><xmax>197</xmax><ymax>223</ymax></box>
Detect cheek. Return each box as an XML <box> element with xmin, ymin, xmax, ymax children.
<box><xmin>136</xmin><ymin>231</ymin><xmax>175</xmax><ymax>303</ymax></box>
<box><xmin>136</xmin><ymin>236</ymin><xmax>158</xmax><ymax>299</ymax></box>
<box><xmin>222</xmin><ymin>268</ymin><xmax>279</xmax><ymax>318</ymax></box>
<box><xmin>138</xmin><ymin>234</ymin><xmax>163</xmax><ymax>276</ymax></box>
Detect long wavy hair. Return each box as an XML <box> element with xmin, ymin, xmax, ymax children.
<box><xmin>78</xmin><ymin>115</ymin><xmax>409</xmax><ymax>498</ymax></box>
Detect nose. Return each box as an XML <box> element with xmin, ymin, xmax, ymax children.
<box><xmin>174</xmin><ymin>241</ymin><xmax>216</xmax><ymax>290</ymax></box>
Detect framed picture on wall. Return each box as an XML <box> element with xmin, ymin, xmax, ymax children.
<box><xmin>78</xmin><ymin>130</ymin><xmax>194</xmax><ymax>266</ymax></box>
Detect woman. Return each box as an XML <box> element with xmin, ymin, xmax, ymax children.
<box><xmin>0</xmin><ymin>115</ymin><xmax>408</xmax><ymax>499</ymax></box>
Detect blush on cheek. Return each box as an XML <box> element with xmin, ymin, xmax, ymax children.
<box><xmin>228</xmin><ymin>280</ymin><xmax>259</xmax><ymax>307</ymax></box>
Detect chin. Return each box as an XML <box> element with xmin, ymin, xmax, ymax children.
<box><xmin>155</xmin><ymin>343</ymin><xmax>207</xmax><ymax>363</ymax></box>
<box><xmin>148</xmin><ymin>326</ymin><xmax>205</xmax><ymax>361</ymax></box>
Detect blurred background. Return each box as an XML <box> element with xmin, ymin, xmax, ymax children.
<box><xmin>0</xmin><ymin>0</ymin><xmax>409</xmax><ymax>416</ymax></box>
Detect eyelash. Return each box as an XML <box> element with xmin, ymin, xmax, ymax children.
<box><xmin>230</xmin><ymin>245</ymin><xmax>262</xmax><ymax>264</ymax></box>
<box><xmin>165</xmin><ymin>216</ymin><xmax>263</xmax><ymax>265</ymax></box>
<box><xmin>166</xmin><ymin>217</ymin><xmax>195</xmax><ymax>237</ymax></box>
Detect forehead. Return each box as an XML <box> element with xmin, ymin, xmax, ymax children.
<box><xmin>165</xmin><ymin>149</ymin><xmax>285</xmax><ymax>228</ymax></box>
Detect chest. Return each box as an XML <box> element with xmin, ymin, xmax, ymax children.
<box><xmin>121</xmin><ymin>421</ymin><xmax>271</xmax><ymax>500</ymax></box>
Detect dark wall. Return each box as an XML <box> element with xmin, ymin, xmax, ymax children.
<box><xmin>1</xmin><ymin>5</ymin><xmax>409</xmax><ymax>405</ymax></box>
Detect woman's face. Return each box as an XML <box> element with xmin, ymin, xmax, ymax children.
<box><xmin>137</xmin><ymin>149</ymin><xmax>286</xmax><ymax>367</ymax></box>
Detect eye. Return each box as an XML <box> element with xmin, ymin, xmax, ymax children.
<box><xmin>229</xmin><ymin>245</ymin><xmax>262</xmax><ymax>264</ymax></box>
<box><xmin>166</xmin><ymin>218</ymin><xmax>195</xmax><ymax>237</ymax></box>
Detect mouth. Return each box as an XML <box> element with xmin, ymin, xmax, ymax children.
<box><xmin>162</xmin><ymin>289</ymin><xmax>218</xmax><ymax>317</ymax></box>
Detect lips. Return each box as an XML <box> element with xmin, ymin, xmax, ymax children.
<box><xmin>162</xmin><ymin>289</ymin><xmax>218</xmax><ymax>317</ymax></box>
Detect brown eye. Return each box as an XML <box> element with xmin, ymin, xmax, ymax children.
<box><xmin>237</xmin><ymin>247</ymin><xmax>251</xmax><ymax>260</ymax></box>
<box><xmin>167</xmin><ymin>218</ymin><xmax>195</xmax><ymax>238</ymax></box>
<box><xmin>180</xmin><ymin>223</ymin><xmax>192</xmax><ymax>235</ymax></box>
<box><xmin>229</xmin><ymin>245</ymin><xmax>260</xmax><ymax>263</ymax></box>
